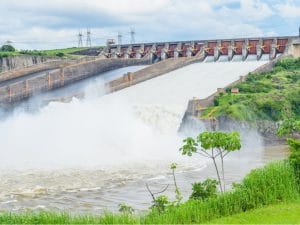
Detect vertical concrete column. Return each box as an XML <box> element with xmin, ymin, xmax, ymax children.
<box><xmin>186</xmin><ymin>41</ymin><xmax>195</xmax><ymax>57</ymax></box>
<box><xmin>256</xmin><ymin>39</ymin><xmax>263</xmax><ymax>60</ymax></box>
<box><xmin>110</xmin><ymin>49</ymin><xmax>117</xmax><ymax>59</ymax></box>
<box><xmin>228</xmin><ymin>40</ymin><xmax>235</xmax><ymax>61</ymax></box>
<box><xmin>174</xmin><ymin>43</ymin><xmax>182</xmax><ymax>58</ymax></box>
<box><xmin>242</xmin><ymin>39</ymin><xmax>249</xmax><ymax>61</ymax></box>
<box><xmin>24</xmin><ymin>80</ymin><xmax>29</xmax><ymax>97</ymax></box>
<box><xmin>200</xmin><ymin>41</ymin><xmax>208</xmax><ymax>59</ymax></box>
<box><xmin>150</xmin><ymin>44</ymin><xmax>157</xmax><ymax>63</ymax></box>
<box><xmin>47</xmin><ymin>72</ymin><xmax>52</xmax><ymax>90</ymax></box>
<box><xmin>60</xmin><ymin>68</ymin><xmax>64</xmax><ymax>86</ymax></box>
<box><xmin>127</xmin><ymin>72</ymin><xmax>133</xmax><ymax>82</ymax></box>
<box><xmin>7</xmin><ymin>86</ymin><xmax>11</xmax><ymax>103</ymax></box>
<box><xmin>214</xmin><ymin>40</ymin><xmax>222</xmax><ymax>61</ymax></box>
<box><xmin>136</xmin><ymin>44</ymin><xmax>144</xmax><ymax>59</ymax></box>
<box><xmin>270</xmin><ymin>38</ymin><xmax>277</xmax><ymax>60</ymax></box>
<box><xmin>125</xmin><ymin>45</ymin><xmax>132</xmax><ymax>59</ymax></box>
<box><xmin>161</xmin><ymin>43</ymin><xmax>169</xmax><ymax>60</ymax></box>
<box><xmin>117</xmin><ymin>45</ymin><xmax>122</xmax><ymax>58</ymax></box>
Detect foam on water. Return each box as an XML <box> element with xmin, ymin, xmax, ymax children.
<box><xmin>0</xmin><ymin>60</ymin><xmax>268</xmax><ymax>170</ymax></box>
<box><xmin>0</xmin><ymin>60</ymin><xmax>269</xmax><ymax>211</ymax></box>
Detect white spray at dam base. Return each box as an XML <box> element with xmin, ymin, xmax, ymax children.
<box><xmin>0</xmin><ymin>59</ymin><xmax>284</xmax><ymax>212</ymax></box>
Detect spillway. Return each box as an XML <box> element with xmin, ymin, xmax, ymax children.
<box><xmin>0</xmin><ymin>59</ymin><xmax>285</xmax><ymax>212</ymax></box>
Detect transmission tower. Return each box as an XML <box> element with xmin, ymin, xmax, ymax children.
<box><xmin>130</xmin><ymin>28</ymin><xmax>135</xmax><ymax>44</ymax></box>
<box><xmin>78</xmin><ymin>30</ymin><xmax>83</xmax><ymax>47</ymax></box>
<box><xmin>86</xmin><ymin>28</ymin><xmax>92</xmax><ymax>47</ymax></box>
<box><xmin>117</xmin><ymin>31</ymin><xmax>122</xmax><ymax>45</ymax></box>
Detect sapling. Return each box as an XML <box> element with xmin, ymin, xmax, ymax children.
<box><xmin>170</xmin><ymin>163</ymin><xmax>182</xmax><ymax>205</ymax></box>
<box><xmin>180</xmin><ymin>131</ymin><xmax>241</xmax><ymax>192</ymax></box>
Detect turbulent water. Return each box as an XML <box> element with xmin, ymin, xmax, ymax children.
<box><xmin>0</xmin><ymin>59</ymin><xmax>287</xmax><ymax>213</ymax></box>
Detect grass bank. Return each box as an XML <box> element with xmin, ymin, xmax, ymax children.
<box><xmin>209</xmin><ymin>201</ymin><xmax>300</xmax><ymax>224</ymax></box>
<box><xmin>0</xmin><ymin>47</ymin><xmax>90</xmax><ymax>59</ymax></box>
<box><xmin>202</xmin><ymin>57</ymin><xmax>300</xmax><ymax>122</ymax></box>
<box><xmin>0</xmin><ymin>161</ymin><xmax>298</xmax><ymax>224</ymax></box>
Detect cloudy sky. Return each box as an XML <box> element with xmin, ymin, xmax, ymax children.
<box><xmin>0</xmin><ymin>0</ymin><xmax>300</xmax><ymax>50</ymax></box>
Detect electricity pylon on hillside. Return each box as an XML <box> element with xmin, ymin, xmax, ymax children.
<box><xmin>78</xmin><ymin>30</ymin><xmax>83</xmax><ymax>48</ymax></box>
<box><xmin>117</xmin><ymin>31</ymin><xmax>122</xmax><ymax>45</ymax></box>
<box><xmin>130</xmin><ymin>28</ymin><xmax>135</xmax><ymax>44</ymax></box>
<box><xmin>86</xmin><ymin>28</ymin><xmax>92</xmax><ymax>47</ymax></box>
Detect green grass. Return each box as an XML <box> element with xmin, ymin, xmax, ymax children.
<box><xmin>0</xmin><ymin>51</ymin><xmax>19</xmax><ymax>58</ymax></box>
<box><xmin>202</xmin><ymin>57</ymin><xmax>300</xmax><ymax>122</ymax></box>
<box><xmin>210</xmin><ymin>201</ymin><xmax>300</xmax><ymax>224</ymax></box>
<box><xmin>0</xmin><ymin>161</ymin><xmax>298</xmax><ymax>224</ymax></box>
<box><xmin>18</xmin><ymin>47</ymin><xmax>90</xmax><ymax>59</ymax></box>
<box><xmin>0</xmin><ymin>47</ymin><xmax>93</xmax><ymax>59</ymax></box>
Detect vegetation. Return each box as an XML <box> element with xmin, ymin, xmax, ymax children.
<box><xmin>0</xmin><ymin>46</ymin><xmax>89</xmax><ymax>59</ymax></box>
<box><xmin>18</xmin><ymin>47</ymin><xmax>88</xmax><ymax>59</ymax></box>
<box><xmin>278</xmin><ymin>118</ymin><xmax>300</xmax><ymax>189</ymax></box>
<box><xmin>202</xmin><ymin>57</ymin><xmax>300</xmax><ymax>122</ymax></box>
<box><xmin>190</xmin><ymin>178</ymin><xmax>218</xmax><ymax>200</ymax></box>
<box><xmin>0</xmin><ymin>128</ymin><xmax>298</xmax><ymax>224</ymax></box>
<box><xmin>180</xmin><ymin>131</ymin><xmax>241</xmax><ymax>192</ymax></box>
<box><xmin>0</xmin><ymin>44</ymin><xmax>16</xmax><ymax>52</ymax></box>
<box><xmin>209</xmin><ymin>201</ymin><xmax>300</xmax><ymax>224</ymax></box>
<box><xmin>0</xmin><ymin>160</ymin><xmax>298</xmax><ymax>224</ymax></box>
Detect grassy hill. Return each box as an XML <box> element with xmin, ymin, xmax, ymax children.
<box><xmin>0</xmin><ymin>47</ymin><xmax>90</xmax><ymax>59</ymax></box>
<box><xmin>202</xmin><ymin>58</ymin><xmax>300</xmax><ymax>122</ymax></box>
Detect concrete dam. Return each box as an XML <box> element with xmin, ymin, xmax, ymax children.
<box><xmin>0</xmin><ymin>35</ymin><xmax>299</xmax><ymax>105</ymax></box>
<box><xmin>0</xmin><ymin>35</ymin><xmax>298</xmax><ymax>212</ymax></box>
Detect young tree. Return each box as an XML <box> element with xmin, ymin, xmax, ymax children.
<box><xmin>170</xmin><ymin>163</ymin><xmax>182</xmax><ymax>205</ymax></box>
<box><xmin>278</xmin><ymin>118</ymin><xmax>300</xmax><ymax>185</ymax></box>
<box><xmin>180</xmin><ymin>131</ymin><xmax>241</xmax><ymax>192</ymax></box>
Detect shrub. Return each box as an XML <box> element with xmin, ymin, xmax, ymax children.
<box><xmin>0</xmin><ymin>44</ymin><xmax>15</xmax><ymax>52</ymax></box>
<box><xmin>118</xmin><ymin>203</ymin><xmax>134</xmax><ymax>214</ymax></box>
<box><xmin>144</xmin><ymin>161</ymin><xmax>299</xmax><ymax>224</ymax></box>
<box><xmin>151</xmin><ymin>195</ymin><xmax>170</xmax><ymax>213</ymax></box>
<box><xmin>55</xmin><ymin>52</ymin><xmax>65</xmax><ymax>57</ymax></box>
<box><xmin>190</xmin><ymin>179</ymin><xmax>218</xmax><ymax>200</ymax></box>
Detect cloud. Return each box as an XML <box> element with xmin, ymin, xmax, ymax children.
<box><xmin>0</xmin><ymin>0</ymin><xmax>298</xmax><ymax>49</ymax></box>
<box><xmin>274</xmin><ymin>0</ymin><xmax>300</xmax><ymax>19</ymax></box>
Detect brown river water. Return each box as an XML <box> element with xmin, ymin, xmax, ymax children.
<box><xmin>0</xmin><ymin>60</ymin><xmax>287</xmax><ymax>214</ymax></box>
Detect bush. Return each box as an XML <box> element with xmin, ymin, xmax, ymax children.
<box><xmin>118</xmin><ymin>203</ymin><xmax>134</xmax><ymax>214</ymax></box>
<box><xmin>144</xmin><ymin>161</ymin><xmax>299</xmax><ymax>224</ymax></box>
<box><xmin>190</xmin><ymin>179</ymin><xmax>218</xmax><ymax>200</ymax></box>
<box><xmin>151</xmin><ymin>195</ymin><xmax>170</xmax><ymax>213</ymax></box>
<box><xmin>276</xmin><ymin>58</ymin><xmax>300</xmax><ymax>70</ymax></box>
<box><xmin>55</xmin><ymin>52</ymin><xmax>65</xmax><ymax>57</ymax></box>
<box><xmin>0</xmin><ymin>44</ymin><xmax>15</xmax><ymax>52</ymax></box>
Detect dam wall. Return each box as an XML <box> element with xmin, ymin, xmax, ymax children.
<box><xmin>0</xmin><ymin>56</ymin><xmax>103</xmax><ymax>83</ymax></box>
<box><xmin>0</xmin><ymin>58</ymin><xmax>149</xmax><ymax>104</ymax></box>
<box><xmin>107</xmin><ymin>36</ymin><xmax>295</xmax><ymax>62</ymax></box>
<box><xmin>0</xmin><ymin>55</ymin><xmax>58</xmax><ymax>73</ymax></box>
<box><xmin>106</xmin><ymin>53</ymin><xmax>204</xmax><ymax>92</ymax></box>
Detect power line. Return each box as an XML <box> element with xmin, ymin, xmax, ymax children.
<box><xmin>86</xmin><ymin>28</ymin><xmax>91</xmax><ymax>47</ymax></box>
<box><xmin>117</xmin><ymin>31</ymin><xmax>122</xmax><ymax>45</ymax></box>
<box><xmin>130</xmin><ymin>28</ymin><xmax>135</xmax><ymax>44</ymax></box>
<box><xmin>78</xmin><ymin>30</ymin><xmax>83</xmax><ymax>48</ymax></box>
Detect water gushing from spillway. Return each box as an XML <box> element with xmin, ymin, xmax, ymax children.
<box><xmin>0</xmin><ymin>60</ymin><xmax>283</xmax><ymax>212</ymax></box>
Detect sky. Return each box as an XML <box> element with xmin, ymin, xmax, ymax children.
<box><xmin>0</xmin><ymin>0</ymin><xmax>300</xmax><ymax>50</ymax></box>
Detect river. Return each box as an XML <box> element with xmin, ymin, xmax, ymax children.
<box><xmin>0</xmin><ymin>59</ymin><xmax>288</xmax><ymax>213</ymax></box>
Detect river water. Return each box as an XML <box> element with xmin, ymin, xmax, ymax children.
<box><xmin>0</xmin><ymin>60</ymin><xmax>288</xmax><ymax>213</ymax></box>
